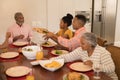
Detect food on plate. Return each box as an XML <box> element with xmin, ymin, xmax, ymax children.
<box><xmin>42</xmin><ymin>41</ymin><xmax>56</xmax><ymax>47</ymax></box>
<box><xmin>42</xmin><ymin>42</ymin><xmax>49</xmax><ymax>45</ymax></box>
<box><xmin>55</xmin><ymin>50</ymin><xmax>62</xmax><ymax>54</ymax></box>
<box><xmin>66</xmin><ymin>72</ymin><xmax>84</xmax><ymax>80</ymax></box>
<box><xmin>23</xmin><ymin>48</ymin><xmax>33</xmax><ymax>51</ymax></box>
<box><xmin>33</xmin><ymin>27</ymin><xmax>48</xmax><ymax>34</ymax></box>
<box><xmin>44</xmin><ymin>61</ymin><xmax>61</xmax><ymax>68</ymax></box>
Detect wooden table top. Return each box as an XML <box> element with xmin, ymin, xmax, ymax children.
<box><xmin>0</xmin><ymin>45</ymin><xmax>113</xmax><ymax>80</ymax></box>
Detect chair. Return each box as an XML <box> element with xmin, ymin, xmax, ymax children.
<box><xmin>97</xmin><ymin>37</ymin><xmax>107</xmax><ymax>47</ymax></box>
<box><xmin>106</xmin><ymin>45</ymin><xmax>120</xmax><ymax>79</ymax></box>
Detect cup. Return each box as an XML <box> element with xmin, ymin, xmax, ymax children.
<box><xmin>93</xmin><ymin>63</ymin><xmax>101</xmax><ymax>79</ymax></box>
<box><xmin>36</xmin><ymin>51</ymin><xmax>43</xmax><ymax>60</ymax></box>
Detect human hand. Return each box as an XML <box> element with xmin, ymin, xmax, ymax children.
<box><xmin>18</xmin><ymin>35</ymin><xmax>24</xmax><ymax>39</ymax></box>
<box><xmin>43</xmin><ymin>32</ymin><xmax>54</xmax><ymax>40</ymax></box>
<box><xmin>13</xmin><ymin>35</ymin><xmax>24</xmax><ymax>42</ymax></box>
<box><xmin>83</xmin><ymin>60</ymin><xmax>93</xmax><ymax>67</ymax></box>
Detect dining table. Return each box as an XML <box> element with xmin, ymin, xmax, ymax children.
<box><xmin>0</xmin><ymin>44</ymin><xmax>113</xmax><ymax>80</ymax></box>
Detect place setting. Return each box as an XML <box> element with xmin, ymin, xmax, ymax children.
<box><xmin>66</xmin><ymin>61</ymin><xmax>94</xmax><ymax>77</ymax></box>
<box><xmin>50</xmin><ymin>49</ymin><xmax>69</xmax><ymax>56</ymax></box>
<box><xmin>12</xmin><ymin>40</ymin><xmax>29</xmax><ymax>47</ymax></box>
<box><xmin>0</xmin><ymin>52</ymin><xmax>21</xmax><ymax>62</ymax></box>
<box><xmin>6</xmin><ymin>66</ymin><xmax>33</xmax><ymax>80</ymax></box>
<box><xmin>63</xmin><ymin>72</ymin><xmax>89</xmax><ymax>80</ymax></box>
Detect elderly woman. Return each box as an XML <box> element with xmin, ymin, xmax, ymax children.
<box><xmin>52</xmin><ymin>32</ymin><xmax>118</xmax><ymax>80</ymax></box>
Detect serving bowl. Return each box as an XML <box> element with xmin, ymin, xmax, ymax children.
<box><xmin>22</xmin><ymin>45</ymin><xmax>41</xmax><ymax>60</ymax></box>
<box><xmin>39</xmin><ymin>59</ymin><xmax>64</xmax><ymax>71</ymax></box>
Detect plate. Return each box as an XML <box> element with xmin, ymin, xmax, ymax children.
<box><xmin>42</xmin><ymin>41</ymin><xmax>56</xmax><ymax>47</ymax></box>
<box><xmin>13</xmin><ymin>41</ymin><xmax>28</xmax><ymax>46</ymax></box>
<box><xmin>69</xmin><ymin>62</ymin><xmax>92</xmax><ymax>72</ymax></box>
<box><xmin>0</xmin><ymin>52</ymin><xmax>19</xmax><ymax>59</ymax></box>
<box><xmin>63</xmin><ymin>72</ymin><xmax>89</xmax><ymax>80</ymax></box>
<box><xmin>6</xmin><ymin>66</ymin><xmax>32</xmax><ymax>77</ymax></box>
<box><xmin>51</xmin><ymin>50</ymin><xmax>69</xmax><ymax>56</ymax></box>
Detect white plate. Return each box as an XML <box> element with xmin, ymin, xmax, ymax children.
<box><xmin>69</xmin><ymin>62</ymin><xmax>92</xmax><ymax>72</ymax></box>
<box><xmin>0</xmin><ymin>52</ymin><xmax>19</xmax><ymax>59</ymax></box>
<box><xmin>51</xmin><ymin>50</ymin><xmax>69</xmax><ymax>56</ymax></box>
<box><xmin>39</xmin><ymin>59</ymin><xmax>64</xmax><ymax>71</ymax></box>
<box><xmin>42</xmin><ymin>41</ymin><xmax>56</xmax><ymax>47</ymax></box>
<box><xmin>6</xmin><ymin>66</ymin><xmax>32</xmax><ymax>77</ymax></box>
<box><xmin>63</xmin><ymin>73</ymin><xmax>89</xmax><ymax>80</ymax></box>
<box><xmin>13</xmin><ymin>41</ymin><xmax>28</xmax><ymax>46</ymax></box>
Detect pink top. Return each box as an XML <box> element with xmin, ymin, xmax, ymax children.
<box><xmin>7</xmin><ymin>23</ymin><xmax>33</xmax><ymax>43</ymax></box>
<box><xmin>58</xmin><ymin>27</ymin><xmax>86</xmax><ymax>51</ymax></box>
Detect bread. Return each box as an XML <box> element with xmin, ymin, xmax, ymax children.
<box><xmin>67</xmin><ymin>72</ymin><xmax>81</xmax><ymax>80</ymax></box>
<box><xmin>44</xmin><ymin>61</ymin><xmax>61</xmax><ymax>68</ymax></box>
<box><xmin>33</xmin><ymin>27</ymin><xmax>48</xmax><ymax>34</ymax></box>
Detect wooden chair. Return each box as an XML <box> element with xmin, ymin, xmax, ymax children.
<box><xmin>97</xmin><ymin>37</ymin><xmax>107</xmax><ymax>47</ymax></box>
<box><xmin>106</xmin><ymin>45</ymin><xmax>120</xmax><ymax>79</ymax></box>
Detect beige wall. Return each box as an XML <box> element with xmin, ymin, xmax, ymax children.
<box><xmin>0</xmin><ymin>0</ymin><xmax>47</xmax><ymax>43</ymax></box>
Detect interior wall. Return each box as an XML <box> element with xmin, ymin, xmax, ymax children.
<box><xmin>0</xmin><ymin>0</ymin><xmax>47</xmax><ymax>43</ymax></box>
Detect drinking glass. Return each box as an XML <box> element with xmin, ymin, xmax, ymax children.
<box><xmin>93</xmin><ymin>63</ymin><xmax>101</xmax><ymax>79</ymax></box>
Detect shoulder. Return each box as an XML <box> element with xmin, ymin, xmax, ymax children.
<box><xmin>7</xmin><ymin>23</ymin><xmax>17</xmax><ymax>31</ymax></box>
<box><xmin>95</xmin><ymin>45</ymin><xmax>111</xmax><ymax>55</ymax></box>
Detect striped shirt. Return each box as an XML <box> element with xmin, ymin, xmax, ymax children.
<box><xmin>58</xmin><ymin>27</ymin><xmax>86</xmax><ymax>51</ymax></box>
<box><xmin>53</xmin><ymin>45</ymin><xmax>118</xmax><ymax>80</ymax></box>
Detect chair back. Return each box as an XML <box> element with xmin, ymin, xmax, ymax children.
<box><xmin>106</xmin><ymin>45</ymin><xmax>120</xmax><ymax>79</ymax></box>
<box><xmin>97</xmin><ymin>37</ymin><xmax>107</xmax><ymax>47</ymax></box>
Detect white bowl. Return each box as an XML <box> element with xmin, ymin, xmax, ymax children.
<box><xmin>39</xmin><ymin>59</ymin><xmax>64</xmax><ymax>72</ymax></box>
<box><xmin>22</xmin><ymin>45</ymin><xmax>41</xmax><ymax>60</ymax></box>
<box><xmin>31</xmin><ymin>31</ymin><xmax>47</xmax><ymax>45</ymax></box>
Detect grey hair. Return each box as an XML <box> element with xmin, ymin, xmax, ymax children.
<box><xmin>82</xmin><ymin>32</ymin><xmax>97</xmax><ymax>47</ymax></box>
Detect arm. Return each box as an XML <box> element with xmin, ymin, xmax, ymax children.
<box><xmin>13</xmin><ymin>35</ymin><xmax>24</xmax><ymax>42</ymax></box>
<box><xmin>51</xmin><ymin>47</ymin><xmax>82</xmax><ymax>63</ymax></box>
<box><xmin>95</xmin><ymin>51</ymin><xmax>115</xmax><ymax>73</ymax></box>
<box><xmin>44</xmin><ymin>32</ymin><xmax>58</xmax><ymax>43</ymax></box>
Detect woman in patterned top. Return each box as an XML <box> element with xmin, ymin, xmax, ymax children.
<box><xmin>52</xmin><ymin>32</ymin><xmax>118</xmax><ymax>80</ymax></box>
<box><xmin>56</xmin><ymin>13</ymin><xmax>73</xmax><ymax>39</ymax></box>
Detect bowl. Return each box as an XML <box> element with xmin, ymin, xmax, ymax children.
<box><xmin>39</xmin><ymin>59</ymin><xmax>64</xmax><ymax>72</ymax></box>
<box><xmin>31</xmin><ymin>31</ymin><xmax>47</xmax><ymax>45</ymax></box>
<box><xmin>22</xmin><ymin>45</ymin><xmax>41</xmax><ymax>60</ymax></box>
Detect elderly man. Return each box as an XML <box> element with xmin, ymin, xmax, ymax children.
<box><xmin>7</xmin><ymin>12</ymin><xmax>32</xmax><ymax>43</ymax></box>
<box><xmin>44</xmin><ymin>14</ymin><xmax>87</xmax><ymax>51</ymax></box>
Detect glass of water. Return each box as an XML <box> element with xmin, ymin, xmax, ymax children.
<box><xmin>93</xmin><ymin>63</ymin><xmax>101</xmax><ymax>79</ymax></box>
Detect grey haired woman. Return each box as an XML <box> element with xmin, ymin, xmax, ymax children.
<box><xmin>52</xmin><ymin>32</ymin><xmax>118</xmax><ymax>80</ymax></box>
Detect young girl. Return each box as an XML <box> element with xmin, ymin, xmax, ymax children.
<box><xmin>56</xmin><ymin>13</ymin><xmax>73</xmax><ymax>39</ymax></box>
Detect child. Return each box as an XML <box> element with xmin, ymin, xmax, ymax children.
<box><xmin>56</xmin><ymin>13</ymin><xmax>73</xmax><ymax>39</ymax></box>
